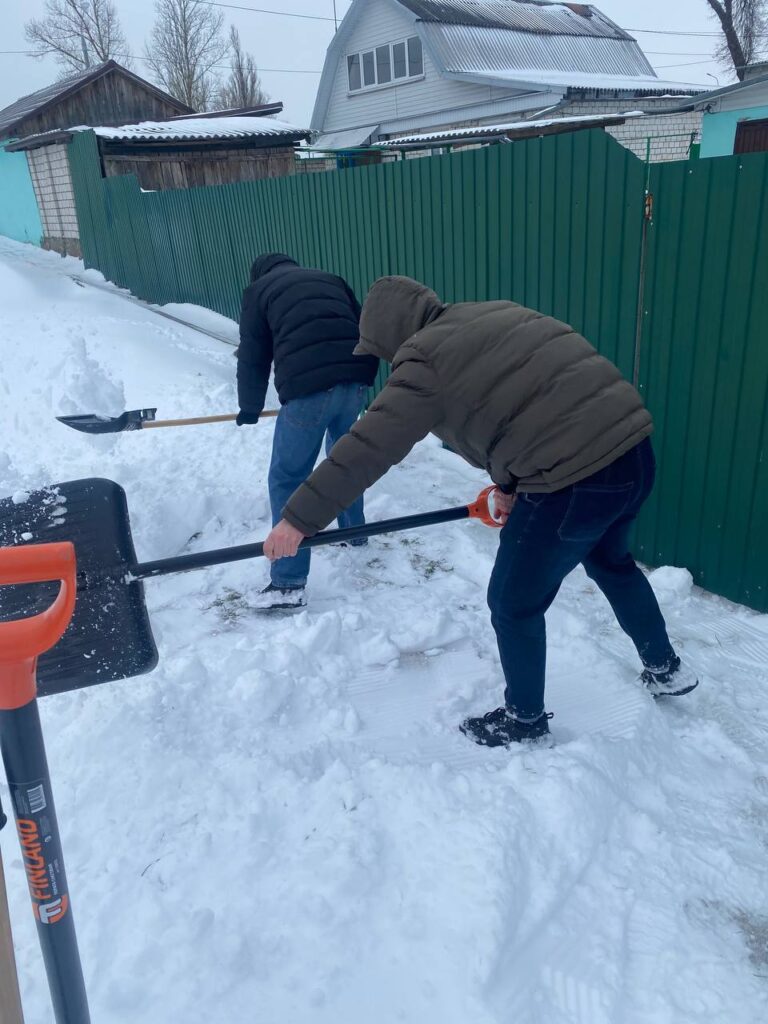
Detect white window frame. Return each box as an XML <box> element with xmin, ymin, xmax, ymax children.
<box><xmin>346</xmin><ymin>35</ymin><xmax>425</xmax><ymax>95</ymax></box>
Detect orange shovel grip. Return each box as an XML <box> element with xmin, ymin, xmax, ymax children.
<box><xmin>0</xmin><ymin>542</ymin><xmax>77</xmax><ymax>709</ymax></box>
<box><xmin>467</xmin><ymin>486</ymin><xmax>504</xmax><ymax>528</ymax></box>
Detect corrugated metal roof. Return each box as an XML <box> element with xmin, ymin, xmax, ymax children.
<box><xmin>421</xmin><ymin>22</ymin><xmax>654</xmax><ymax>77</ymax></box>
<box><xmin>92</xmin><ymin>116</ymin><xmax>309</xmax><ymax>142</ymax></box>
<box><xmin>0</xmin><ymin>60</ymin><xmax>192</xmax><ymax>138</ymax></box>
<box><xmin>313</xmin><ymin>125</ymin><xmax>379</xmax><ymax>149</ymax></box>
<box><xmin>167</xmin><ymin>102</ymin><xmax>284</xmax><ymax>121</ymax></box>
<box><xmin>396</xmin><ymin>1</ymin><xmax>632</xmax><ymax>38</ymax></box>
<box><xmin>0</xmin><ymin>63</ymin><xmax>110</xmax><ymax>137</ymax></box>
<box><xmin>6</xmin><ymin>116</ymin><xmax>310</xmax><ymax>152</ymax></box>
<box><xmin>448</xmin><ymin>67</ymin><xmax>706</xmax><ymax>94</ymax></box>
<box><xmin>381</xmin><ymin>110</ymin><xmax>644</xmax><ymax>144</ymax></box>
<box><xmin>374</xmin><ymin>91</ymin><xmax>564</xmax><ymax>135</ymax></box>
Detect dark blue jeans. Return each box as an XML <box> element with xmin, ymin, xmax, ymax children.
<box><xmin>268</xmin><ymin>382</ymin><xmax>367</xmax><ymax>587</ymax></box>
<box><xmin>487</xmin><ymin>439</ymin><xmax>675</xmax><ymax>720</ymax></box>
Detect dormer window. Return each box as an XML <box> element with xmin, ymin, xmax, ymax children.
<box><xmin>347</xmin><ymin>36</ymin><xmax>424</xmax><ymax>92</ymax></box>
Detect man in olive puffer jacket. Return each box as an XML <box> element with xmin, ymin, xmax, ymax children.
<box><xmin>265</xmin><ymin>276</ymin><xmax>698</xmax><ymax>747</ymax></box>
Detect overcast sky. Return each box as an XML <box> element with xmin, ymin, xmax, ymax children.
<box><xmin>0</xmin><ymin>1</ymin><xmax>735</xmax><ymax>128</ymax></box>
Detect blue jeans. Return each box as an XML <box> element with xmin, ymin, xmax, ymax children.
<box><xmin>268</xmin><ymin>382</ymin><xmax>367</xmax><ymax>587</ymax></box>
<box><xmin>488</xmin><ymin>439</ymin><xmax>675</xmax><ymax>720</ymax></box>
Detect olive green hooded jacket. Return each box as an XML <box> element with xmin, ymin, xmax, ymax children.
<box><xmin>282</xmin><ymin>277</ymin><xmax>652</xmax><ymax>535</ymax></box>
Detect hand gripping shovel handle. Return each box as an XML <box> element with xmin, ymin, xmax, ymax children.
<box><xmin>132</xmin><ymin>486</ymin><xmax>504</xmax><ymax>580</ymax></box>
<box><xmin>0</xmin><ymin>542</ymin><xmax>90</xmax><ymax>1023</ymax></box>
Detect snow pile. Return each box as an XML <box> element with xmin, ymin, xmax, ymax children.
<box><xmin>1</xmin><ymin>239</ymin><xmax>767</xmax><ymax>1024</ymax></box>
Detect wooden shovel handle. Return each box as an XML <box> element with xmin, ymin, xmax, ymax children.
<box><xmin>142</xmin><ymin>410</ymin><xmax>279</xmax><ymax>429</ymax></box>
<box><xmin>0</xmin><ymin>852</ymin><xmax>25</xmax><ymax>1024</ymax></box>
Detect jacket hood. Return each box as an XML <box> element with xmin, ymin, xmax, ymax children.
<box><xmin>250</xmin><ymin>253</ymin><xmax>297</xmax><ymax>282</ymax></box>
<box><xmin>354</xmin><ymin>276</ymin><xmax>445</xmax><ymax>362</ymax></box>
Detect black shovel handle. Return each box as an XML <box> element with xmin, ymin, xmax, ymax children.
<box><xmin>132</xmin><ymin>504</ymin><xmax>475</xmax><ymax>581</ymax></box>
<box><xmin>0</xmin><ymin>703</ymin><xmax>90</xmax><ymax>1023</ymax></box>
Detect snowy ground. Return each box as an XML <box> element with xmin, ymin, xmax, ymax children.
<box><xmin>1</xmin><ymin>238</ymin><xmax>767</xmax><ymax>1023</ymax></box>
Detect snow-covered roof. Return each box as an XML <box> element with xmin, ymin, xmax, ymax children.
<box><xmin>395</xmin><ymin>0</ymin><xmax>633</xmax><ymax>38</ymax></box>
<box><xmin>6</xmin><ymin>115</ymin><xmax>311</xmax><ymax>152</ymax></box>
<box><xmin>92</xmin><ymin>116</ymin><xmax>309</xmax><ymax>143</ymax></box>
<box><xmin>446</xmin><ymin>67</ymin><xmax>705</xmax><ymax>95</ymax></box>
<box><xmin>380</xmin><ymin>109</ymin><xmax>645</xmax><ymax>145</ymax></box>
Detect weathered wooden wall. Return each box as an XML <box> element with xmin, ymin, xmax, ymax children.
<box><xmin>102</xmin><ymin>145</ymin><xmax>296</xmax><ymax>190</ymax></box>
<box><xmin>13</xmin><ymin>69</ymin><xmax>186</xmax><ymax>139</ymax></box>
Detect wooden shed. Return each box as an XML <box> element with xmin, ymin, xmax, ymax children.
<box><xmin>11</xmin><ymin>114</ymin><xmax>310</xmax><ymax>187</ymax></box>
<box><xmin>0</xmin><ymin>61</ymin><xmax>192</xmax><ymax>143</ymax></box>
<box><xmin>8</xmin><ymin>113</ymin><xmax>310</xmax><ymax>256</ymax></box>
<box><xmin>0</xmin><ymin>61</ymin><xmax>191</xmax><ymax>255</ymax></box>
<box><xmin>92</xmin><ymin>114</ymin><xmax>311</xmax><ymax>190</ymax></box>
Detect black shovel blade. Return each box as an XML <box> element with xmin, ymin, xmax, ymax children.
<box><xmin>56</xmin><ymin>408</ymin><xmax>157</xmax><ymax>434</ymax></box>
<box><xmin>0</xmin><ymin>479</ymin><xmax>158</xmax><ymax>697</ymax></box>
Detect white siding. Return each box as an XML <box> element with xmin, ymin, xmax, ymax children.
<box><xmin>323</xmin><ymin>0</ymin><xmax>523</xmax><ymax>134</ymax></box>
<box><xmin>27</xmin><ymin>144</ymin><xmax>79</xmax><ymax>243</ymax></box>
<box><xmin>378</xmin><ymin>90</ymin><xmax>562</xmax><ymax>135</ymax></box>
<box><xmin>718</xmin><ymin>80</ymin><xmax>768</xmax><ymax>112</ymax></box>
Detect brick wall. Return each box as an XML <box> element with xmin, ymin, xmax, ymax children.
<box><xmin>380</xmin><ymin>99</ymin><xmax>703</xmax><ymax>163</ymax></box>
<box><xmin>27</xmin><ymin>144</ymin><xmax>81</xmax><ymax>256</ymax></box>
<box><xmin>557</xmin><ymin>98</ymin><xmax>703</xmax><ymax>162</ymax></box>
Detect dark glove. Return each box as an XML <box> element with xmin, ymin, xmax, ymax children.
<box><xmin>236</xmin><ymin>410</ymin><xmax>260</xmax><ymax>426</ymax></box>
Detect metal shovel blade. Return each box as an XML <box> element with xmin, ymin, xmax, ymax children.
<box><xmin>0</xmin><ymin>479</ymin><xmax>157</xmax><ymax>697</ymax></box>
<box><xmin>56</xmin><ymin>408</ymin><xmax>157</xmax><ymax>434</ymax></box>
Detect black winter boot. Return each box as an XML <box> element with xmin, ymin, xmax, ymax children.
<box><xmin>641</xmin><ymin>656</ymin><xmax>699</xmax><ymax>697</ymax></box>
<box><xmin>251</xmin><ymin>583</ymin><xmax>307</xmax><ymax>611</ymax></box>
<box><xmin>460</xmin><ymin>708</ymin><xmax>553</xmax><ymax>748</ymax></box>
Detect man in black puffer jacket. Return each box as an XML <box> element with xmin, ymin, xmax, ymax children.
<box><xmin>237</xmin><ymin>253</ymin><xmax>378</xmax><ymax>609</ymax></box>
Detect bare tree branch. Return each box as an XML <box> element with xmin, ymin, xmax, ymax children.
<box><xmin>145</xmin><ymin>0</ymin><xmax>230</xmax><ymax>111</ymax></box>
<box><xmin>704</xmin><ymin>0</ymin><xmax>767</xmax><ymax>79</ymax></box>
<box><xmin>25</xmin><ymin>0</ymin><xmax>131</xmax><ymax>75</ymax></box>
<box><xmin>215</xmin><ymin>26</ymin><xmax>268</xmax><ymax>109</ymax></box>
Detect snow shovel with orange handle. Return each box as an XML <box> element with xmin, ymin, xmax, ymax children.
<box><xmin>0</xmin><ymin>542</ymin><xmax>90</xmax><ymax>1024</ymax></box>
<box><xmin>0</xmin><ymin>480</ymin><xmax>504</xmax><ymax>699</ymax></box>
<box><xmin>56</xmin><ymin>407</ymin><xmax>278</xmax><ymax>434</ymax></box>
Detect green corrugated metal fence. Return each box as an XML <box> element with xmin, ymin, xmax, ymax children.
<box><xmin>69</xmin><ymin>129</ymin><xmax>643</xmax><ymax>372</ymax></box>
<box><xmin>67</xmin><ymin>130</ymin><xmax>768</xmax><ymax>612</ymax></box>
<box><xmin>634</xmin><ymin>153</ymin><xmax>768</xmax><ymax>610</ymax></box>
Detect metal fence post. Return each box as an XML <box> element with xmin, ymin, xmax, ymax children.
<box><xmin>632</xmin><ymin>138</ymin><xmax>654</xmax><ymax>390</ymax></box>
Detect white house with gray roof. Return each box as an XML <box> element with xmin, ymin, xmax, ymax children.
<box><xmin>311</xmin><ymin>0</ymin><xmax>707</xmax><ymax>161</ymax></box>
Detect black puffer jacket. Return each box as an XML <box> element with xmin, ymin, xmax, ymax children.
<box><xmin>237</xmin><ymin>254</ymin><xmax>378</xmax><ymax>413</ymax></box>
